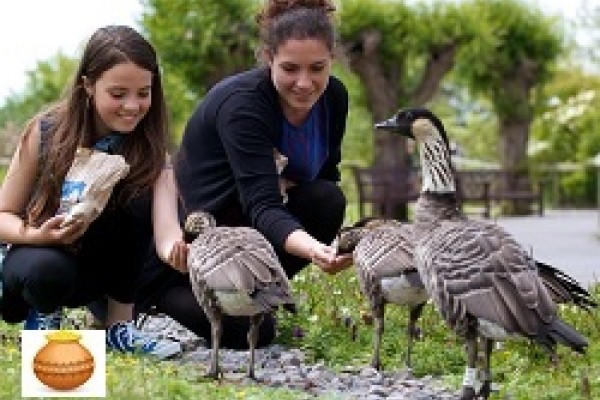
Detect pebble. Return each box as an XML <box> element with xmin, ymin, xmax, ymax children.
<box><xmin>141</xmin><ymin>314</ymin><xmax>461</xmax><ymax>399</ymax></box>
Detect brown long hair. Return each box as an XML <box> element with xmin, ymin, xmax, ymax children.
<box><xmin>24</xmin><ymin>25</ymin><xmax>169</xmax><ymax>226</ymax></box>
<box><xmin>256</xmin><ymin>0</ymin><xmax>337</xmax><ymax>59</ymax></box>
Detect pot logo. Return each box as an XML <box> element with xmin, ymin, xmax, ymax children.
<box><xmin>33</xmin><ymin>331</ymin><xmax>95</xmax><ymax>390</ymax></box>
<box><xmin>21</xmin><ymin>329</ymin><xmax>106</xmax><ymax>397</ymax></box>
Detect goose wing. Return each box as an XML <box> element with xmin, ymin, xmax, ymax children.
<box><xmin>354</xmin><ymin>225</ymin><xmax>416</xmax><ymax>281</ymax></box>
<box><xmin>354</xmin><ymin>224</ymin><xmax>423</xmax><ymax>306</ymax></box>
<box><xmin>417</xmin><ymin>219</ymin><xmax>557</xmax><ymax>337</ymax></box>
<box><xmin>188</xmin><ymin>226</ymin><xmax>294</xmax><ymax>308</ymax></box>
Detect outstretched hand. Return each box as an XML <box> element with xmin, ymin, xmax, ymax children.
<box><xmin>310</xmin><ymin>244</ymin><xmax>353</xmax><ymax>275</ymax></box>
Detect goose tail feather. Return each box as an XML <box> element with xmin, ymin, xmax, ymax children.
<box><xmin>536</xmin><ymin>261</ymin><xmax>598</xmax><ymax>311</ymax></box>
<box><xmin>544</xmin><ymin>319</ymin><xmax>588</xmax><ymax>354</ymax></box>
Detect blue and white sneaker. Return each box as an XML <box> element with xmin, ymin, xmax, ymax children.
<box><xmin>24</xmin><ymin>308</ymin><xmax>63</xmax><ymax>330</ymax></box>
<box><xmin>106</xmin><ymin>321</ymin><xmax>182</xmax><ymax>360</ymax></box>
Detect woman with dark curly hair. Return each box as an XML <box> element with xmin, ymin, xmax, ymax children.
<box><xmin>139</xmin><ymin>0</ymin><xmax>353</xmax><ymax>349</ymax></box>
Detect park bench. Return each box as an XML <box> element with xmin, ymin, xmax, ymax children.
<box><xmin>350</xmin><ymin>165</ymin><xmax>420</xmax><ymax>219</ymax></box>
<box><xmin>456</xmin><ymin>169</ymin><xmax>544</xmax><ymax>218</ymax></box>
<box><xmin>351</xmin><ymin>165</ymin><xmax>544</xmax><ymax>219</ymax></box>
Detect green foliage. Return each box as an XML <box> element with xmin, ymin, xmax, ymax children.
<box><xmin>162</xmin><ymin>70</ymin><xmax>198</xmax><ymax>147</ymax></box>
<box><xmin>339</xmin><ymin>0</ymin><xmax>417</xmax><ymax>69</ymax></box>
<box><xmin>1</xmin><ymin>270</ymin><xmax>599</xmax><ymax>398</ymax></box>
<box><xmin>141</xmin><ymin>0</ymin><xmax>259</xmax><ymax>97</ymax></box>
<box><xmin>456</xmin><ymin>0</ymin><xmax>564</xmax><ymax>117</ymax></box>
<box><xmin>430</xmin><ymin>81</ymin><xmax>500</xmax><ymax>162</ymax></box>
<box><xmin>333</xmin><ymin>65</ymin><xmax>374</xmax><ymax>203</ymax></box>
<box><xmin>339</xmin><ymin>0</ymin><xmax>477</xmax><ymax>102</ymax></box>
<box><xmin>530</xmin><ymin>69</ymin><xmax>600</xmax><ymax>205</ymax></box>
<box><xmin>0</xmin><ymin>53</ymin><xmax>76</xmax><ymax>131</ymax></box>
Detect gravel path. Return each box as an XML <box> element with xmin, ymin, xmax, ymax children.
<box><xmin>141</xmin><ymin>314</ymin><xmax>461</xmax><ymax>400</ymax></box>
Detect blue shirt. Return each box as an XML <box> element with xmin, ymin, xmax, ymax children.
<box><xmin>278</xmin><ymin>99</ymin><xmax>329</xmax><ymax>182</ymax></box>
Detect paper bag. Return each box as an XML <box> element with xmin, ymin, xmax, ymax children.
<box><xmin>58</xmin><ymin>147</ymin><xmax>130</xmax><ymax>227</ymax></box>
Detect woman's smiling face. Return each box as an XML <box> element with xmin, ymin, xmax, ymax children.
<box><xmin>269</xmin><ymin>38</ymin><xmax>332</xmax><ymax>125</ymax></box>
<box><xmin>85</xmin><ymin>61</ymin><xmax>153</xmax><ymax>136</ymax></box>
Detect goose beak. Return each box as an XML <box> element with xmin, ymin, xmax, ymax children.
<box><xmin>374</xmin><ymin>116</ymin><xmax>397</xmax><ymax>131</ymax></box>
<box><xmin>374</xmin><ymin>116</ymin><xmax>414</xmax><ymax>138</ymax></box>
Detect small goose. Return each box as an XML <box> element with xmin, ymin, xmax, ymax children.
<box><xmin>375</xmin><ymin>108</ymin><xmax>591</xmax><ymax>400</ymax></box>
<box><xmin>185</xmin><ymin>211</ymin><xmax>296</xmax><ymax>379</ymax></box>
<box><xmin>334</xmin><ymin>217</ymin><xmax>428</xmax><ymax>370</ymax></box>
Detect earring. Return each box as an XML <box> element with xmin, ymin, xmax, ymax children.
<box><xmin>85</xmin><ymin>96</ymin><xmax>90</xmax><ymax>110</ymax></box>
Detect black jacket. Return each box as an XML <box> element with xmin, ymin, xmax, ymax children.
<box><xmin>175</xmin><ymin>67</ymin><xmax>348</xmax><ymax>249</ymax></box>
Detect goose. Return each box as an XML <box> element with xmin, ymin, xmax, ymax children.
<box><xmin>335</xmin><ymin>216</ymin><xmax>594</xmax><ymax>375</ymax></box>
<box><xmin>184</xmin><ymin>211</ymin><xmax>296</xmax><ymax>379</ymax></box>
<box><xmin>374</xmin><ymin>108</ymin><xmax>591</xmax><ymax>400</ymax></box>
<box><xmin>334</xmin><ymin>217</ymin><xmax>428</xmax><ymax>370</ymax></box>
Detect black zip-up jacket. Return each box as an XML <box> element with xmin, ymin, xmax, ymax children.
<box><xmin>175</xmin><ymin>67</ymin><xmax>348</xmax><ymax>249</ymax></box>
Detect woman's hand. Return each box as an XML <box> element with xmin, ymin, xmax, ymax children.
<box><xmin>163</xmin><ymin>239</ymin><xmax>189</xmax><ymax>273</ymax></box>
<box><xmin>38</xmin><ymin>215</ymin><xmax>87</xmax><ymax>244</ymax></box>
<box><xmin>310</xmin><ymin>243</ymin><xmax>353</xmax><ymax>275</ymax></box>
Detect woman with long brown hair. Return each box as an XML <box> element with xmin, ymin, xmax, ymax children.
<box><xmin>0</xmin><ymin>25</ymin><xmax>181</xmax><ymax>359</ymax></box>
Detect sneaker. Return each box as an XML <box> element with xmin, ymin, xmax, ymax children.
<box><xmin>106</xmin><ymin>321</ymin><xmax>182</xmax><ymax>360</ymax></box>
<box><xmin>24</xmin><ymin>308</ymin><xmax>62</xmax><ymax>330</ymax></box>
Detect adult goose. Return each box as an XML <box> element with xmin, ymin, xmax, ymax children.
<box><xmin>334</xmin><ymin>217</ymin><xmax>428</xmax><ymax>370</ymax></box>
<box><xmin>335</xmin><ymin>218</ymin><xmax>595</xmax><ymax>374</ymax></box>
<box><xmin>184</xmin><ymin>211</ymin><xmax>296</xmax><ymax>379</ymax></box>
<box><xmin>375</xmin><ymin>108</ymin><xmax>590</xmax><ymax>400</ymax></box>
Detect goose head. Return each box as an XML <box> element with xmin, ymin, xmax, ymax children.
<box><xmin>183</xmin><ymin>210</ymin><xmax>217</xmax><ymax>243</ymax></box>
<box><xmin>375</xmin><ymin>108</ymin><xmax>456</xmax><ymax>194</ymax></box>
<box><xmin>333</xmin><ymin>217</ymin><xmax>402</xmax><ymax>255</ymax></box>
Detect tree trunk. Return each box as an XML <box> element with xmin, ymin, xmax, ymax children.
<box><xmin>343</xmin><ymin>29</ymin><xmax>407</xmax><ymax>169</ymax></box>
<box><xmin>342</xmin><ymin>33</ymin><xmax>459</xmax><ymax>220</ymax></box>
<box><xmin>496</xmin><ymin>57</ymin><xmax>538</xmax><ymax>215</ymax></box>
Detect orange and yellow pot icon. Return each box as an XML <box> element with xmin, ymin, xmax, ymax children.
<box><xmin>33</xmin><ymin>331</ymin><xmax>95</xmax><ymax>390</ymax></box>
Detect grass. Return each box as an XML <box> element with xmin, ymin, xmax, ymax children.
<box><xmin>2</xmin><ymin>272</ymin><xmax>598</xmax><ymax>399</ymax></box>
<box><xmin>1</xmin><ymin>204</ymin><xmax>599</xmax><ymax>399</ymax></box>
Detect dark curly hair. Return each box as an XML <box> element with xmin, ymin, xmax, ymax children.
<box><xmin>256</xmin><ymin>0</ymin><xmax>337</xmax><ymax>58</ymax></box>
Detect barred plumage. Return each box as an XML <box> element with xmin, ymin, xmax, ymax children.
<box><xmin>334</xmin><ymin>218</ymin><xmax>427</xmax><ymax>370</ymax></box>
<box><xmin>375</xmin><ymin>108</ymin><xmax>592</xmax><ymax>400</ymax></box>
<box><xmin>186</xmin><ymin>211</ymin><xmax>295</xmax><ymax>379</ymax></box>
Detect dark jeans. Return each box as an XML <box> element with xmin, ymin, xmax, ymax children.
<box><xmin>1</xmin><ymin>195</ymin><xmax>152</xmax><ymax>323</ymax></box>
<box><xmin>135</xmin><ymin>179</ymin><xmax>347</xmax><ymax>349</ymax></box>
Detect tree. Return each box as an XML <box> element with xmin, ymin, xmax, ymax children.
<box><xmin>141</xmin><ymin>0</ymin><xmax>259</xmax><ymax>96</ymax></box>
<box><xmin>455</xmin><ymin>0</ymin><xmax>563</xmax><ymax>213</ymax></box>
<box><xmin>531</xmin><ymin>69</ymin><xmax>600</xmax><ymax>206</ymax></box>
<box><xmin>338</xmin><ymin>0</ymin><xmax>477</xmax><ymax>168</ymax></box>
<box><xmin>0</xmin><ymin>53</ymin><xmax>76</xmax><ymax>131</ymax></box>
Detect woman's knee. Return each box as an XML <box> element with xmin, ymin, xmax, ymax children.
<box><xmin>3</xmin><ymin>247</ymin><xmax>77</xmax><ymax>306</ymax></box>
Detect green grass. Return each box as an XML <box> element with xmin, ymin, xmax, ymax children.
<box><xmin>2</xmin><ymin>203</ymin><xmax>599</xmax><ymax>398</ymax></box>
<box><xmin>2</xmin><ymin>272</ymin><xmax>598</xmax><ymax>399</ymax></box>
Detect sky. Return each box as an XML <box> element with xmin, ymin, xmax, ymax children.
<box><xmin>0</xmin><ymin>0</ymin><xmax>143</xmax><ymax>105</ymax></box>
<box><xmin>0</xmin><ymin>0</ymin><xmax>596</xmax><ymax>106</ymax></box>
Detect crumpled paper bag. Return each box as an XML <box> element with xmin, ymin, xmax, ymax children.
<box><xmin>58</xmin><ymin>147</ymin><xmax>130</xmax><ymax>227</ymax></box>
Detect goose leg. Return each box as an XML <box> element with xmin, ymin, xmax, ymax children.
<box><xmin>371</xmin><ymin>304</ymin><xmax>385</xmax><ymax>370</ymax></box>
<box><xmin>460</xmin><ymin>323</ymin><xmax>479</xmax><ymax>400</ymax></box>
<box><xmin>205</xmin><ymin>307</ymin><xmax>223</xmax><ymax>379</ymax></box>
<box><xmin>406</xmin><ymin>302</ymin><xmax>425</xmax><ymax>369</ymax></box>
<box><xmin>247</xmin><ymin>313</ymin><xmax>264</xmax><ymax>380</ymax></box>
<box><xmin>477</xmin><ymin>338</ymin><xmax>494</xmax><ymax>399</ymax></box>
